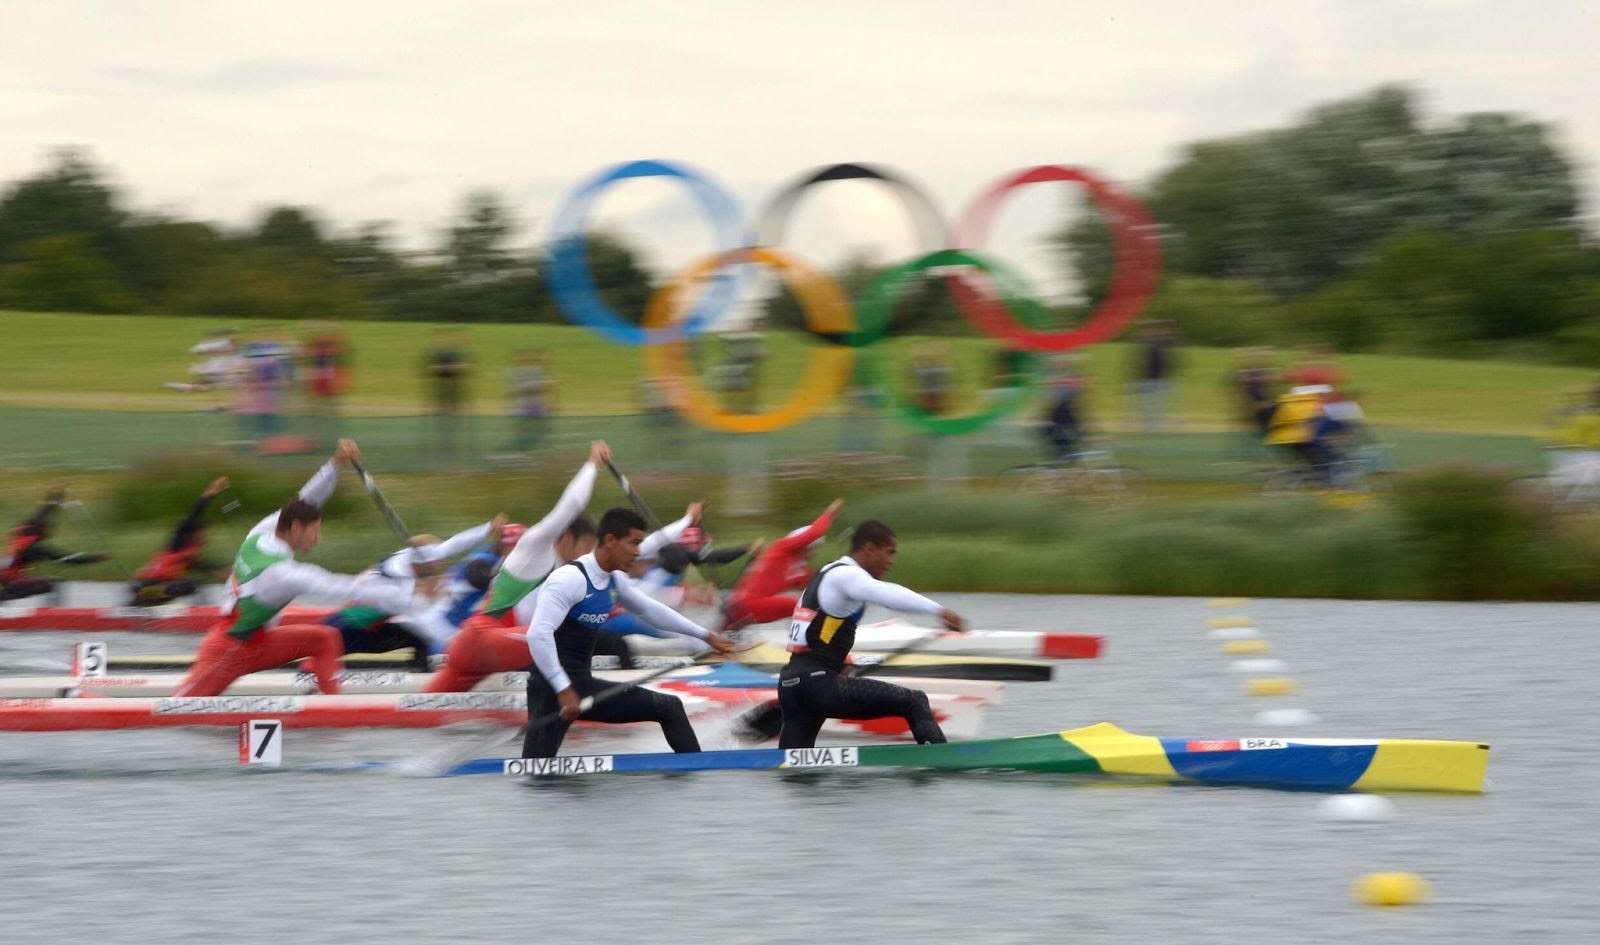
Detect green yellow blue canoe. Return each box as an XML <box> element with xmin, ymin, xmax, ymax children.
<box><xmin>475</xmin><ymin>722</ymin><xmax>1489</xmax><ymax>793</ymax></box>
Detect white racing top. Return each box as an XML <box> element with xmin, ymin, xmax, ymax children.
<box><xmin>525</xmin><ymin>552</ymin><xmax>711</xmax><ymax>692</ymax></box>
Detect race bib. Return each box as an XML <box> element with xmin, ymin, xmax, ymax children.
<box><xmin>787</xmin><ymin>606</ymin><xmax>816</xmax><ymax>648</ymax></box>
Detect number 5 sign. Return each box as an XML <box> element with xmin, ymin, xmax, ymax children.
<box><xmin>71</xmin><ymin>642</ymin><xmax>107</xmax><ymax>677</ymax></box>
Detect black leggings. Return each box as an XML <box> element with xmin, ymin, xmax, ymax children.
<box><xmin>0</xmin><ymin>578</ymin><xmax>54</xmax><ymax>603</ymax></box>
<box><xmin>590</xmin><ymin>630</ymin><xmax>635</xmax><ymax>670</ymax></box>
<box><xmin>776</xmin><ymin>669</ymin><xmax>946</xmax><ymax>750</ymax></box>
<box><xmin>332</xmin><ymin>617</ymin><xmax>433</xmax><ymax>670</ymax></box>
<box><xmin>522</xmin><ymin>673</ymin><xmax>700</xmax><ymax>758</ymax></box>
<box><xmin>129</xmin><ymin>579</ymin><xmax>198</xmax><ymax>606</ymax></box>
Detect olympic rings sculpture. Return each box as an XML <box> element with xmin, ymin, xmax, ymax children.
<box><xmin>545</xmin><ymin>161</ymin><xmax>1162</xmax><ymax>434</ymax></box>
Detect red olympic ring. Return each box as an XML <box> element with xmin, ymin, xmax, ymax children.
<box><xmin>949</xmin><ymin>165</ymin><xmax>1162</xmax><ymax>352</ymax></box>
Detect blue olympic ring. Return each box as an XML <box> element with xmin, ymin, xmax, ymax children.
<box><xmin>544</xmin><ymin>160</ymin><xmax>748</xmax><ymax>347</ymax></box>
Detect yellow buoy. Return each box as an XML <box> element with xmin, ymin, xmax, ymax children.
<box><xmin>1221</xmin><ymin>639</ymin><xmax>1271</xmax><ymax>655</ymax></box>
<box><xmin>1206</xmin><ymin>597</ymin><xmax>1251</xmax><ymax>609</ymax></box>
<box><xmin>1353</xmin><ymin>872</ymin><xmax>1429</xmax><ymax>907</ymax></box>
<box><xmin>1243</xmin><ymin>677</ymin><xmax>1299</xmax><ymax>696</ymax></box>
<box><xmin>1206</xmin><ymin>615</ymin><xmax>1254</xmax><ymax>629</ymax></box>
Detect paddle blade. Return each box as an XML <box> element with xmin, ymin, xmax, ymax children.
<box><xmin>732</xmin><ymin>698</ymin><xmax>783</xmax><ymax>743</ymax></box>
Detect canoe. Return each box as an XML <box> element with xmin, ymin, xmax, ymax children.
<box><xmin>0</xmin><ymin>677</ymin><xmax>990</xmax><ymax>739</ymax></box>
<box><xmin>484</xmin><ymin>722</ymin><xmax>1490</xmax><ymax>793</ymax></box>
<box><xmin>0</xmin><ymin>663</ymin><xmax>1006</xmax><ymax>703</ymax></box>
<box><xmin>850</xmin><ymin>619</ymin><xmax>1102</xmax><ymax>659</ymax></box>
<box><xmin>0</xmin><ymin>604</ymin><xmax>328</xmax><ymax>633</ymax></box>
<box><xmin>0</xmin><ymin>608</ymin><xmax>1104</xmax><ymax>660</ymax></box>
<box><xmin>90</xmin><ymin>644</ymin><xmax>1054</xmax><ymax>681</ymax></box>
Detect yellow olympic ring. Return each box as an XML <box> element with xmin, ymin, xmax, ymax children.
<box><xmin>643</xmin><ymin>247</ymin><xmax>856</xmax><ymax>434</ymax></box>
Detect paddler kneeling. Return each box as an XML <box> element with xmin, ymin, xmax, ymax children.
<box><xmin>778</xmin><ymin>520</ymin><xmax>966</xmax><ymax>749</ymax></box>
<box><xmin>521</xmin><ymin>507</ymin><xmax>736</xmax><ymax>758</ymax></box>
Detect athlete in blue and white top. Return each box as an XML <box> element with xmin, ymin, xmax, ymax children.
<box><xmin>520</xmin><ymin>506</ymin><xmax>735</xmax><ymax>758</ymax></box>
<box><xmin>325</xmin><ymin>516</ymin><xmax>505</xmax><ymax>663</ymax></box>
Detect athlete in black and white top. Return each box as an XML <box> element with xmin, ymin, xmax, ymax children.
<box><xmin>778</xmin><ymin>520</ymin><xmax>966</xmax><ymax>750</ymax></box>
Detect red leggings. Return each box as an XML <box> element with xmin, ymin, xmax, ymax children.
<box><xmin>173</xmin><ymin>623</ymin><xmax>345</xmax><ymax>696</ymax></box>
<box><xmin>723</xmin><ymin>594</ymin><xmax>799</xmax><ymax>627</ymax></box>
<box><xmin>423</xmin><ymin>614</ymin><xmax>534</xmax><ymax>692</ymax></box>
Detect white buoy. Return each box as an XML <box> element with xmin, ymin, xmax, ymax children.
<box><xmin>1256</xmin><ymin>707</ymin><xmax>1319</xmax><ymax>726</ymax></box>
<box><xmin>1208</xmin><ymin>626</ymin><xmax>1261</xmax><ymax>641</ymax></box>
<box><xmin>1230</xmin><ymin>658</ymin><xmax>1287</xmax><ymax>673</ymax></box>
<box><xmin>1319</xmin><ymin>794</ymin><xmax>1395</xmax><ymax>822</ymax></box>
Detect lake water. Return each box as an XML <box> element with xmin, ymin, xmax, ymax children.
<box><xmin>1</xmin><ymin>593</ymin><xmax>1596</xmax><ymax>944</ymax></box>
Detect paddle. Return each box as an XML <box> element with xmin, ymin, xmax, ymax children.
<box><xmin>60</xmin><ymin>497</ymin><xmax>124</xmax><ymax>578</ymax></box>
<box><xmin>730</xmin><ymin>624</ymin><xmax>952</xmax><ymax>742</ymax></box>
<box><xmin>348</xmin><ymin>457</ymin><xmax>412</xmax><ymax>543</ymax></box>
<box><xmin>399</xmin><ymin>659</ymin><xmax>705</xmax><ymax>777</ymax></box>
<box><xmin>603</xmin><ymin>458</ymin><xmax>660</xmax><ymax>531</ymax></box>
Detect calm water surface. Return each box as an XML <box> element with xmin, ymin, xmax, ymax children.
<box><xmin>1</xmin><ymin>594</ymin><xmax>1596</xmax><ymax>944</ymax></box>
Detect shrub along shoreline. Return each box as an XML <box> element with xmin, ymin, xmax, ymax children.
<box><xmin>4</xmin><ymin>461</ymin><xmax>1596</xmax><ymax>603</ymax></box>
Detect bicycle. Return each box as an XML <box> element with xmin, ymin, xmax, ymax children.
<box><xmin>1255</xmin><ymin>439</ymin><xmax>1391</xmax><ymax>497</ymax></box>
<box><xmin>1512</xmin><ymin>449</ymin><xmax>1600</xmax><ymax>514</ymax></box>
<box><xmin>1004</xmin><ymin>443</ymin><xmax>1146</xmax><ymax>507</ymax></box>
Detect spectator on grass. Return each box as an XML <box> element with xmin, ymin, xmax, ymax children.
<box><xmin>424</xmin><ymin>329</ymin><xmax>473</xmax><ymax>462</ymax></box>
<box><xmin>240</xmin><ymin>327</ymin><xmax>296</xmax><ymax>441</ymax></box>
<box><xmin>908</xmin><ymin>340</ymin><xmax>955</xmax><ymax>417</ymax></box>
<box><xmin>720</xmin><ymin>318</ymin><xmax>768</xmax><ymax>415</ymax></box>
<box><xmin>1284</xmin><ymin>344</ymin><xmax>1344</xmax><ymax>390</ymax></box>
<box><xmin>303</xmin><ymin>323</ymin><xmax>350</xmax><ymax>445</ymax></box>
<box><xmin>1128</xmin><ymin>320</ymin><xmax>1179</xmax><ymax>432</ymax></box>
<box><xmin>507</xmin><ymin>349</ymin><xmax>554</xmax><ymax>452</ymax></box>
<box><xmin>1041</xmin><ymin>353</ymin><xmax>1090</xmax><ymax>462</ymax></box>
<box><xmin>1542</xmin><ymin>381</ymin><xmax>1600</xmax><ymax>481</ymax></box>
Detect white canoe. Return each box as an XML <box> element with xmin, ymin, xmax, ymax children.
<box><xmin>0</xmin><ymin>667</ymin><xmax>1004</xmax><ymax>704</ymax></box>
<box><xmin>0</xmin><ymin>686</ymin><xmax>990</xmax><ymax>740</ymax></box>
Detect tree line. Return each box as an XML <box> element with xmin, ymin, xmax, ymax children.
<box><xmin>1058</xmin><ymin>84</ymin><xmax>1599</xmax><ymax>365</ymax></box>
<box><xmin>2</xmin><ymin>83</ymin><xmax>1595</xmax><ymax>364</ymax></box>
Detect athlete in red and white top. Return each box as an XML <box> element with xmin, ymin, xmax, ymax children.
<box><xmin>173</xmin><ymin>440</ymin><xmax>430</xmax><ymax>697</ymax></box>
<box><xmin>721</xmin><ymin>498</ymin><xmax>842</xmax><ymax>629</ymax></box>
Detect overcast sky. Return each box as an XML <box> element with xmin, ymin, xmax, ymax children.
<box><xmin>1</xmin><ymin>0</ymin><xmax>1595</xmax><ymax>303</ymax></box>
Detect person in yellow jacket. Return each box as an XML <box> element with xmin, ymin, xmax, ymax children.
<box><xmin>1543</xmin><ymin>382</ymin><xmax>1600</xmax><ymax>487</ymax></box>
<box><xmin>1265</xmin><ymin>385</ymin><xmax>1332</xmax><ymax>482</ymax></box>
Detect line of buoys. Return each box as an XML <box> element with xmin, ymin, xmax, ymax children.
<box><xmin>1200</xmin><ymin>602</ymin><xmax>1431</xmax><ymax>909</ymax></box>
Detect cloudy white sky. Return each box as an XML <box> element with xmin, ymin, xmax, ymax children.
<box><xmin>1</xmin><ymin>0</ymin><xmax>1595</xmax><ymax>303</ymax></box>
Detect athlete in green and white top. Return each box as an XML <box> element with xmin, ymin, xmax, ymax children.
<box><xmin>221</xmin><ymin>440</ymin><xmax>418</xmax><ymax>640</ymax></box>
